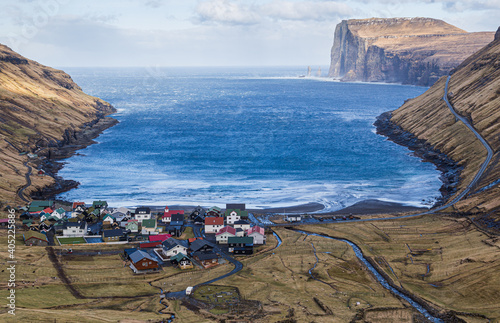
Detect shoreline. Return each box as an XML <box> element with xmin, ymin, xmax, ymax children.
<box><xmin>30</xmin><ymin>116</ymin><xmax>119</xmax><ymax>200</ymax></box>
<box><xmin>374</xmin><ymin>111</ymin><xmax>462</xmax><ymax>207</ymax></box>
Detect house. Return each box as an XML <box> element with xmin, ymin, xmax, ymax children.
<box><xmin>102</xmin><ymin>228</ymin><xmax>126</xmax><ymax>242</ymax></box>
<box><xmin>192</xmin><ymin>252</ymin><xmax>219</xmax><ymax>268</ymax></box>
<box><xmin>246</xmin><ymin>226</ymin><xmax>266</xmax><ymax>245</ymax></box>
<box><xmin>149</xmin><ymin>233</ymin><xmax>172</xmax><ymax>243</ymax></box>
<box><xmin>206</xmin><ymin>206</ymin><xmax>222</xmax><ymax>217</ymax></box>
<box><xmin>285</xmin><ymin>215</ymin><xmax>302</xmax><ymax>222</ymax></box>
<box><xmin>129</xmin><ymin>250</ymin><xmax>159</xmax><ymax>273</ymax></box>
<box><xmin>216</xmin><ymin>226</ymin><xmax>237</xmax><ymax>244</ymax></box>
<box><xmin>189</xmin><ymin>206</ymin><xmax>206</xmax><ymax>221</ymax></box>
<box><xmin>228</xmin><ymin>236</ymin><xmax>254</xmax><ymax>255</ymax></box>
<box><xmin>235</xmin><ymin>228</ymin><xmax>245</xmax><ymax>237</ymax></box>
<box><xmin>62</xmin><ymin>221</ymin><xmax>87</xmax><ymax>237</ymax></box>
<box><xmin>39</xmin><ymin>220</ymin><xmax>52</xmax><ymax>231</ymax></box>
<box><xmin>233</xmin><ymin>220</ymin><xmax>251</xmax><ymax>232</ymax></box>
<box><xmin>125</xmin><ymin>220</ymin><xmax>139</xmax><ymax>233</ymax></box>
<box><xmin>141</xmin><ymin>219</ymin><xmax>158</xmax><ymax>235</ymax></box>
<box><xmin>161</xmin><ymin>238</ymin><xmax>189</xmax><ymax>259</ymax></box>
<box><xmin>92</xmin><ymin>200</ymin><xmax>108</xmax><ymax>210</ymax></box>
<box><xmin>72</xmin><ymin>202</ymin><xmax>86</xmax><ymax>217</ymax></box>
<box><xmin>161</xmin><ymin>206</ymin><xmax>184</xmax><ymax>223</ymax></box>
<box><xmin>204</xmin><ymin>217</ymin><xmax>224</xmax><ymax>234</ymax></box>
<box><xmin>112</xmin><ymin>207</ymin><xmax>131</xmax><ymax>216</ymax></box>
<box><xmin>102</xmin><ymin>214</ymin><xmax>115</xmax><ymax>225</ymax></box>
<box><xmin>23</xmin><ymin>231</ymin><xmax>49</xmax><ymax>246</ymax></box>
<box><xmin>225</xmin><ymin>210</ymin><xmax>240</xmax><ymax>225</ymax></box>
<box><xmin>87</xmin><ymin>222</ymin><xmax>102</xmax><ymax>235</ymax></box>
<box><xmin>170</xmin><ymin>253</ymin><xmax>194</xmax><ymax>270</ymax></box>
<box><xmin>30</xmin><ymin>200</ymin><xmax>55</xmax><ymax>210</ymax></box>
<box><xmin>190</xmin><ymin>239</ymin><xmax>214</xmax><ymax>254</ymax></box>
<box><xmin>192</xmin><ymin>212</ymin><xmax>205</xmax><ymax>225</ymax></box>
<box><xmin>225</xmin><ymin>208</ymin><xmax>248</xmax><ymax>224</ymax></box>
<box><xmin>135</xmin><ymin>207</ymin><xmax>151</xmax><ymax>221</ymax></box>
<box><xmin>165</xmin><ymin>213</ymin><xmax>184</xmax><ymax>236</ymax></box>
<box><xmin>52</xmin><ymin>207</ymin><xmax>67</xmax><ymax>219</ymax></box>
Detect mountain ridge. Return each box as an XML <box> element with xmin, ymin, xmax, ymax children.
<box><xmin>0</xmin><ymin>44</ymin><xmax>117</xmax><ymax>204</ymax></box>
<box><xmin>376</xmin><ymin>26</ymin><xmax>500</xmax><ymax>214</ymax></box>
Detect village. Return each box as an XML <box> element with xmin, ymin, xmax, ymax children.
<box><xmin>14</xmin><ymin>201</ymin><xmax>278</xmax><ymax>275</ymax></box>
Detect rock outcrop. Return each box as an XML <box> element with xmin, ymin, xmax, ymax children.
<box><xmin>0</xmin><ymin>44</ymin><xmax>117</xmax><ymax>204</ymax></box>
<box><xmin>329</xmin><ymin>17</ymin><xmax>494</xmax><ymax>86</ymax></box>
<box><xmin>376</xmin><ymin>26</ymin><xmax>500</xmax><ymax>213</ymax></box>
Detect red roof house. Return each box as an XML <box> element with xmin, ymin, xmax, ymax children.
<box><xmin>161</xmin><ymin>206</ymin><xmax>185</xmax><ymax>223</ymax></box>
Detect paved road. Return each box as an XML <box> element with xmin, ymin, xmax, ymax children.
<box><xmin>17</xmin><ymin>161</ymin><xmax>32</xmax><ymax>203</ymax></box>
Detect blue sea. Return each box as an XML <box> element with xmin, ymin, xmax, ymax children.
<box><xmin>57</xmin><ymin>67</ymin><xmax>441</xmax><ymax>211</ymax></box>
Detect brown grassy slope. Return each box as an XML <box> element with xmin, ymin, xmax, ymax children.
<box><xmin>0</xmin><ymin>44</ymin><xmax>115</xmax><ymax>204</ymax></box>
<box><xmin>390</xmin><ymin>28</ymin><xmax>500</xmax><ymax>212</ymax></box>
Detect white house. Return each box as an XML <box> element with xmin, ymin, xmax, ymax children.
<box><xmin>216</xmin><ymin>226</ymin><xmax>237</xmax><ymax>244</ymax></box>
<box><xmin>204</xmin><ymin>217</ymin><xmax>224</xmax><ymax>234</ymax></box>
<box><xmin>135</xmin><ymin>207</ymin><xmax>152</xmax><ymax>221</ymax></box>
<box><xmin>246</xmin><ymin>226</ymin><xmax>266</xmax><ymax>245</ymax></box>
<box><xmin>226</xmin><ymin>210</ymin><xmax>241</xmax><ymax>225</ymax></box>
<box><xmin>233</xmin><ymin>220</ymin><xmax>251</xmax><ymax>232</ymax></box>
<box><xmin>62</xmin><ymin>221</ymin><xmax>87</xmax><ymax>237</ymax></box>
<box><xmin>161</xmin><ymin>238</ymin><xmax>188</xmax><ymax>259</ymax></box>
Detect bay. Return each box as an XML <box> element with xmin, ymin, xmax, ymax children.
<box><xmin>57</xmin><ymin>67</ymin><xmax>440</xmax><ymax>211</ymax></box>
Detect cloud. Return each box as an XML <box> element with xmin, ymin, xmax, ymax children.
<box><xmin>263</xmin><ymin>1</ymin><xmax>353</xmax><ymax>21</ymax></box>
<box><xmin>193</xmin><ymin>0</ymin><xmax>353</xmax><ymax>25</ymax></box>
<box><xmin>194</xmin><ymin>0</ymin><xmax>261</xmax><ymax>25</ymax></box>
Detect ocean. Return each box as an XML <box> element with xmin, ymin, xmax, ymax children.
<box><xmin>57</xmin><ymin>67</ymin><xmax>441</xmax><ymax>211</ymax></box>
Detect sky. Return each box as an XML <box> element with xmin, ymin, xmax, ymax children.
<box><xmin>0</xmin><ymin>0</ymin><xmax>498</xmax><ymax>67</ymax></box>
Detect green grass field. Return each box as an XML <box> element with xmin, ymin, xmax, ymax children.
<box><xmin>57</xmin><ymin>237</ymin><xmax>87</xmax><ymax>245</ymax></box>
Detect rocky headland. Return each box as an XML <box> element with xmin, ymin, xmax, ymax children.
<box><xmin>328</xmin><ymin>17</ymin><xmax>494</xmax><ymax>86</ymax></box>
<box><xmin>0</xmin><ymin>44</ymin><xmax>117</xmax><ymax>205</ymax></box>
<box><xmin>376</xmin><ymin>27</ymin><xmax>500</xmax><ymax>214</ymax></box>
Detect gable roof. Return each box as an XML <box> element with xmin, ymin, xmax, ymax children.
<box><xmin>43</xmin><ymin>207</ymin><xmax>54</xmax><ymax>214</ymax></box>
<box><xmin>228</xmin><ymin>236</ymin><xmax>254</xmax><ymax>244</ymax></box>
<box><xmin>135</xmin><ymin>207</ymin><xmax>151</xmax><ymax>214</ymax></box>
<box><xmin>205</xmin><ymin>217</ymin><xmax>223</xmax><ymax>226</ymax></box>
<box><xmin>24</xmin><ymin>231</ymin><xmax>48</xmax><ymax>242</ymax></box>
<box><xmin>142</xmin><ymin>219</ymin><xmax>157</xmax><ymax>228</ymax></box>
<box><xmin>247</xmin><ymin>226</ymin><xmax>265</xmax><ymax>236</ymax></box>
<box><xmin>102</xmin><ymin>228</ymin><xmax>125</xmax><ymax>237</ymax></box>
<box><xmin>129</xmin><ymin>250</ymin><xmax>156</xmax><ymax>264</ymax></box>
<box><xmin>216</xmin><ymin>226</ymin><xmax>236</xmax><ymax>236</ymax></box>
<box><xmin>103</xmin><ymin>214</ymin><xmax>115</xmax><ymax>221</ymax></box>
<box><xmin>190</xmin><ymin>239</ymin><xmax>212</xmax><ymax>252</ymax></box>
<box><xmin>170</xmin><ymin>213</ymin><xmax>184</xmax><ymax>222</ymax></box>
<box><xmin>163</xmin><ymin>207</ymin><xmax>184</xmax><ymax>218</ymax></box>
<box><xmin>72</xmin><ymin>202</ymin><xmax>85</xmax><ymax>209</ymax></box>
<box><xmin>234</xmin><ymin>220</ymin><xmax>250</xmax><ymax>225</ymax></box>
<box><xmin>30</xmin><ymin>200</ymin><xmax>54</xmax><ymax>208</ymax></box>
<box><xmin>54</xmin><ymin>208</ymin><xmax>66</xmax><ymax>215</ymax></box>
<box><xmin>162</xmin><ymin>237</ymin><xmax>188</xmax><ymax>250</ymax></box>
<box><xmin>193</xmin><ymin>251</ymin><xmax>218</xmax><ymax>260</ymax></box>
<box><xmin>92</xmin><ymin>200</ymin><xmax>108</xmax><ymax>208</ymax></box>
<box><xmin>149</xmin><ymin>233</ymin><xmax>172</xmax><ymax>242</ymax></box>
<box><xmin>63</xmin><ymin>221</ymin><xmax>86</xmax><ymax>230</ymax></box>
<box><xmin>170</xmin><ymin>252</ymin><xmax>191</xmax><ymax>262</ymax></box>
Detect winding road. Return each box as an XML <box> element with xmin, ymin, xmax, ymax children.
<box><xmin>17</xmin><ymin>161</ymin><xmax>32</xmax><ymax>203</ymax></box>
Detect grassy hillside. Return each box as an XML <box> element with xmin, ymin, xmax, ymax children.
<box><xmin>0</xmin><ymin>44</ymin><xmax>116</xmax><ymax>204</ymax></box>
<box><xmin>389</xmin><ymin>28</ymin><xmax>500</xmax><ymax>213</ymax></box>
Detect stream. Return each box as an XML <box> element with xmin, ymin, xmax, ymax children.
<box><xmin>294</xmin><ymin>229</ymin><xmax>444</xmax><ymax>323</ymax></box>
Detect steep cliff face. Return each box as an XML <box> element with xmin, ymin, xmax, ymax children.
<box><xmin>0</xmin><ymin>44</ymin><xmax>117</xmax><ymax>204</ymax></box>
<box><xmin>329</xmin><ymin>18</ymin><xmax>494</xmax><ymax>86</ymax></box>
<box><xmin>376</xmin><ymin>27</ymin><xmax>500</xmax><ymax>213</ymax></box>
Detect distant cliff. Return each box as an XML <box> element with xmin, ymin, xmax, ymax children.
<box><xmin>376</xmin><ymin>26</ymin><xmax>500</xmax><ymax>213</ymax></box>
<box><xmin>329</xmin><ymin>18</ymin><xmax>494</xmax><ymax>86</ymax></box>
<box><xmin>0</xmin><ymin>44</ymin><xmax>117</xmax><ymax>204</ymax></box>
